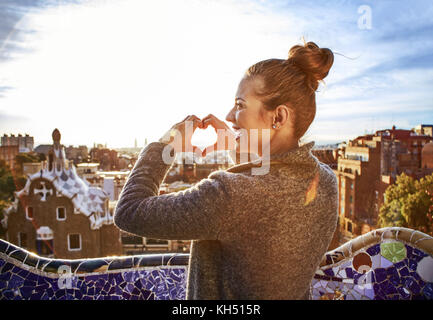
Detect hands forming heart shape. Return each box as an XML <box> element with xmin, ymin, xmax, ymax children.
<box><xmin>159</xmin><ymin>114</ymin><xmax>237</xmax><ymax>158</ymax></box>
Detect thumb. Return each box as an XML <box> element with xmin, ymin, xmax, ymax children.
<box><xmin>192</xmin><ymin>145</ymin><xmax>203</xmax><ymax>158</ymax></box>
<box><xmin>201</xmin><ymin>142</ymin><xmax>217</xmax><ymax>157</ymax></box>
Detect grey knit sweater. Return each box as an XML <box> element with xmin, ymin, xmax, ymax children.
<box><xmin>114</xmin><ymin>140</ymin><xmax>338</xmax><ymax>300</ymax></box>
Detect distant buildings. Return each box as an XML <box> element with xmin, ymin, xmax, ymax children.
<box><xmin>34</xmin><ymin>144</ymin><xmax>52</xmax><ymax>156</ymax></box>
<box><xmin>414</xmin><ymin>124</ymin><xmax>433</xmax><ymax>137</ymax></box>
<box><xmin>422</xmin><ymin>142</ymin><xmax>433</xmax><ymax>171</ymax></box>
<box><xmin>65</xmin><ymin>145</ymin><xmax>88</xmax><ymax>164</ymax></box>
<box><xmin>0</xmin><ymin>145</ymin><xmax>19</xmax><ymax>171</ymax></box>
<box><xmin>77</xmin><ymin>164</ymin><xmax>129</xmax><ymax>202</ymax></box>
<box><xmin>1</xmin><ymin>133</ymin><xmax>34</xmax><ymax>152</ymax></box>
<box><xmin>333</xmin><ymin>125</ymin><xmax>433</xmax><ymax>245</ymax></box>
<box><xmin>311</xmin><ymin>148</ymin><xmax>338</xmax><ymax>169</ymax></box>
<box><xmin>89</xmin><ymin>146</ymin><xmax>119</xmax><ymax>171</ymax></box>
<box><xmin>0</xmin><ymin>133</ymin><xmax>35</xmax><ymax>171</ymax></box>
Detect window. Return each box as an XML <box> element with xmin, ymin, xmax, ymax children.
<box><xmin>350</xmin><ymin>183</ymin><xmax>354</xmax><ymax>190</ymax></box>
<box><xmin>56</xmin><ymin>207</ymin><xmax>66</xmax><ymax>221</ymax></box>
<box><xmin>36</xmin><ymin>239</ymin><xmax>54</xmax><ymax>256</ymax></box>
<box><xmin>347</xmin><ymin>221</ymin><xmax>352</xmax><ymax>233</ymax></box>
<box><xmin>349</xmin><ymin>195</ymin><xmax>353</xmax><ymax>203</ymax></box>
<box><xmin>68</xmin><ymin>234</ymin><xmax>81</xmax><ymax>251</ymax></box>
<box><xmin>18</xmin><ymin>232</ymin><xmax>27</xmax><ymax>248</ymax></box>
<box><xmin>26</xmin><ymin>207</ymin><xmax>33</xmax><ymax>220</ymax></box>
<box><xmin>341</xmin><ymin>207</ymin><xmax>345</xmax><ymax>215</ymax></box>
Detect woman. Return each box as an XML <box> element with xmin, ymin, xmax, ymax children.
<box><xmin>114</xmin><ymin>41</ymin><xmax>339</xmax><ymax>300</ymax></box>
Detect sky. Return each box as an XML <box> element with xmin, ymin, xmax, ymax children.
<box><xmin>0</xmin><ymin>0</ymin><xmax>433</xmax><ymax>149</ymax></box>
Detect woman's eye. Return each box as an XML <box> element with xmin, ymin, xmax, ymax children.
<box><xmin>235</xmin><ymin>103</ymin><xmax>243</xmax><ymax>109</ymax></box>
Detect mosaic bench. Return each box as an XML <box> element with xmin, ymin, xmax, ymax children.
<box><xmin>0</xmin><ymin>227</ymin><xmax>432</xmax><ymax>300</ymax></box>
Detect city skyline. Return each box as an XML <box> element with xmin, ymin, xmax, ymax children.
<box><xmin>1</xmin><ymin>0</ymin><xmax>433</xmax><ymax>148</ymax></box>
<box><xmin>1</xmin><ymin>122</ymin><xmax>431</xmax><ymax>151</ymax></box>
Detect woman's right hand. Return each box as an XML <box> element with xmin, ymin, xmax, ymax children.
<box><xmin>201</xmin><ymin>114</ymin><xmax>237</xmax><ymax>157</ymax></box>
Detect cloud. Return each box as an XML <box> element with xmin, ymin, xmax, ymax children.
<box><xmin>0</xmin><ymin>0</ymin><xmax>432</xmax><ymax>147</ymax></box>
<box><xmin>0</xmin><ymin>0</ymin><xmax>81</xmax><ymax>62</ymax></box>
<box><xmin>0</xmin><ymin>85</ymin><xmax>13</xmax><ymax>97</ymax></box>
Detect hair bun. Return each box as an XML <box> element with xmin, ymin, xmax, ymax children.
<box><xmin>287</xmin><ymin>41</ymin><xmax>334</xmax><ymax>83</ymax></box>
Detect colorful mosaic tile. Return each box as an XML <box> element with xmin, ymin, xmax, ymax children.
<box><xmin>312</xmin><ymin>228</ymin><xmax>433</xmax><ymax>300</ymax></box>
<box><xmin>1</xmin><ymin>227</ymin><xmax>432</xmax><ymax>300</ymax></box>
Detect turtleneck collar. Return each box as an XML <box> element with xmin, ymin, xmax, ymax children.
<box><xmin>226</xmin><ymin>141</ymin><xmax>317</xmax><ymax>174</ymax></box>
<box><xmin>260</xmin><ymin>141</ymin><xmax>316</xmax><ymax>165</ymax></box>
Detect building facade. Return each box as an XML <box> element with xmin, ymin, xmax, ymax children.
<box><xmin>2</xmin><ymin>129</ymin><xmax>122</xmax><ymax>259</ymax></box>
<box><xmin>65</xmin><ymin>145</ymin><xmax>89</xmax><ymax>164</ymax></box>
<box><xmin>0</xmin><ymin>145</ymin><xmax>19</xmax><ymax>171</ymax></box>
<box><xmin>89</xmin><ymin>147</ymin><xmax>119</xmax><ymax>171</ymax></box>
<box><xmin>1</xmin><ymin>134</ymin><xmax>34</xmax><ymax>152</ymax></box>
<box><xmin>333</xmin><ymin>126</ymin><xmax>433</xmax><ymax>245</ymax></box>
<box><xmin>414</xmin><ymin>124</ymin><xmax>433</xmax><ymax>137</ymax></box>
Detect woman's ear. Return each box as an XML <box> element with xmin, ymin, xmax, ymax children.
<box><xmin>274</xmin><ymin>104</ymin><xmax>294</xmax><ymax>128</ymax></box>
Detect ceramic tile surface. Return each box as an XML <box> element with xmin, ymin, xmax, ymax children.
<box><xmin>1</xmin><ymin>227</ymin><xmax>432</xmax><ymax>300</ymax></box>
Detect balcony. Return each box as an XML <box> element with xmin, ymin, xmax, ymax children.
<box><xmin>0</xmin><ymin>227</ymin><xmax>432</xmax><ymax>300</ymax></box>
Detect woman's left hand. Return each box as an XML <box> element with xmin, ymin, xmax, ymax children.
<box><xmin>159</xmin><ymin>114</ymin><xmax>203</xmax><ymax>156</ymax></box>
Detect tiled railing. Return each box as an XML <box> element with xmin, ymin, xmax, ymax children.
<box><xmin>0</xmin><ymin>227</ymin><xmax>432</xmax><ymax>300</ymax></box>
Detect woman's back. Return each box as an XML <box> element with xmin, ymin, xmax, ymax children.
<box><xmin>185</xmin><ymin>141</ymin><xmax>339</xmax><ymax>299</ymax></box>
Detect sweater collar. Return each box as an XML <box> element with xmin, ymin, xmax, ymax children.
<box><xmin>259</xmin><ymin>141</ymin><xmax>316</xmax><ymax>165</ymax></box>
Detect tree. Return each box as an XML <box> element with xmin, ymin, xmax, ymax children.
<box><xmin>0</xmin><ymin>160</ymin><xmax>16</xmax><ymax>201</ymax></box>
<box><xmin>14</xmin><ymin>152</ymin><xmax>41</xmax><ymax>176</ymax></box>
<box><xmin>0</xmin><ymin>160</ymin><xmax>27</xmax><ymax>201</ymax></box>
<box><xmin>0</xmin><ymin>199</ymin><xmax>9</xmax><ymax>237</ymax></box>
<box><xmin>379</xmin><ymin>173</ymin><xmax>433</xmax><ymax>235</ymax></box>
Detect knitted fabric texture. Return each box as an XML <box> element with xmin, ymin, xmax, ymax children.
<box><xmin>114</xmin><ymin>141</ymin><xmax>339</xmax><ymax>299</ymax></box>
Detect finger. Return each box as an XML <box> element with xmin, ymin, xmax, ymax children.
<box><xmin>192</xmin><ymin>145</ymin><xmax>203</xmax><ymax>158</ymax></box>
<box><xmin>201</xmin><ymin>142</ymin><xmax>218</xmax><ymax>157</ymax></box>
<box><xmin>201</xmin><ymin>114</ymin><xmax>216</xmax><ymax>123</ymax></box>
<box><xmin>186</xmin><ymin>115</ymin><xmax>201</xmax><ymax>125</ymax></box>
<box><xmin>201</xmin><ymin>118</ymin><xmax>217</xmax><ymax>130</ymax></box>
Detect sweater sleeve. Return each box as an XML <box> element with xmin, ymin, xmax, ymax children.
<box><xmin>113</xmin><ymin>141</ymin><xmax>231</xmax><ymax>241</ymax></box>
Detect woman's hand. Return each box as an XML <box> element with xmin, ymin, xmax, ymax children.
<box><xmin>159</xmin><ymin>114</ymin><xmax>203</xmax><ymax>156</ymax></box>
<box><xmin>200</xmin><ymin>114</ymin><xmax>237</xmax><ymax>157</ymax></box>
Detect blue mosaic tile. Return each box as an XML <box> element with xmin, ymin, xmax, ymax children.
<box><xmin>404</xmin><ymin>277</ymin><xmax>421</xmax><ymax>295</ymax></box>
<box><xmin>366</xmin><ymin>244</ymin><xmax>380</xmax><ymax>256</ymax></box>
<box><xmin>1</xmin><ymin>231</ymin><xmax>432</xmax><ymax>300</ymax></box>
<box><xmin>374</xmin><ymin>268</ymin><xmax>387</xmax><ymax>283</ymax></box>
<box><xmin>323</xmin><ymin>268</ymin><xmax>334</xmax><ymax>277</ymax></box>
<box><xmin>423</xmin><ymin>283</ymin><xmax>433</xmax><ymax>299</ymax></box>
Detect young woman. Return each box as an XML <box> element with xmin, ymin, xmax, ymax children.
<box><xmin>114</xmin><ymin>41</ymin><xmax>339</xmax><ymax>300</ymax></box>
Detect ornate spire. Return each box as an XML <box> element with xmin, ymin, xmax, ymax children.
<box><xmin>50</xmin><ymin>128</ymin><xmax>66</xmax><ymax>171</ymax></box>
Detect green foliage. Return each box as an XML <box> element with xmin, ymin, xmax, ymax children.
<box><xmin>0</xmin><ymin>160</ymin><xmax>27</xmax><ymax>201</ymax></box>
<box><xmin>0</xmin><ymin>160</ymin><xmax>16</xmax><ymax>201</ymax></box>
<box><xmin>15</xmin><ymin>152</ymin><xmax>40</xmax><ymax>165</ymax></box>
<box><xmin>0</xmin><ymin>199</ymin><xmax>8</xmax><ymax>236</ymax></box>
<box><xmin>379</xmin><ymin>173</ymin><xmax>433</xmax><ymax>235</ymax></box>
<box><xmin>14</xmin><ymin>152</ymin><xmax>40</xmax><ymax>175</ymax></box>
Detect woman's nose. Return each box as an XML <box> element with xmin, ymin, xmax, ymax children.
<box><xmin>225</xmin><ymin>107</ymin><xmax>235</xmax><ymax>123</ymax></box>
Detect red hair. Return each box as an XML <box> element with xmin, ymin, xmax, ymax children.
<box><xmin>244</xmin><ymin>41</ymin><xmax>334</xmax><ymax>139</ymax></box>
